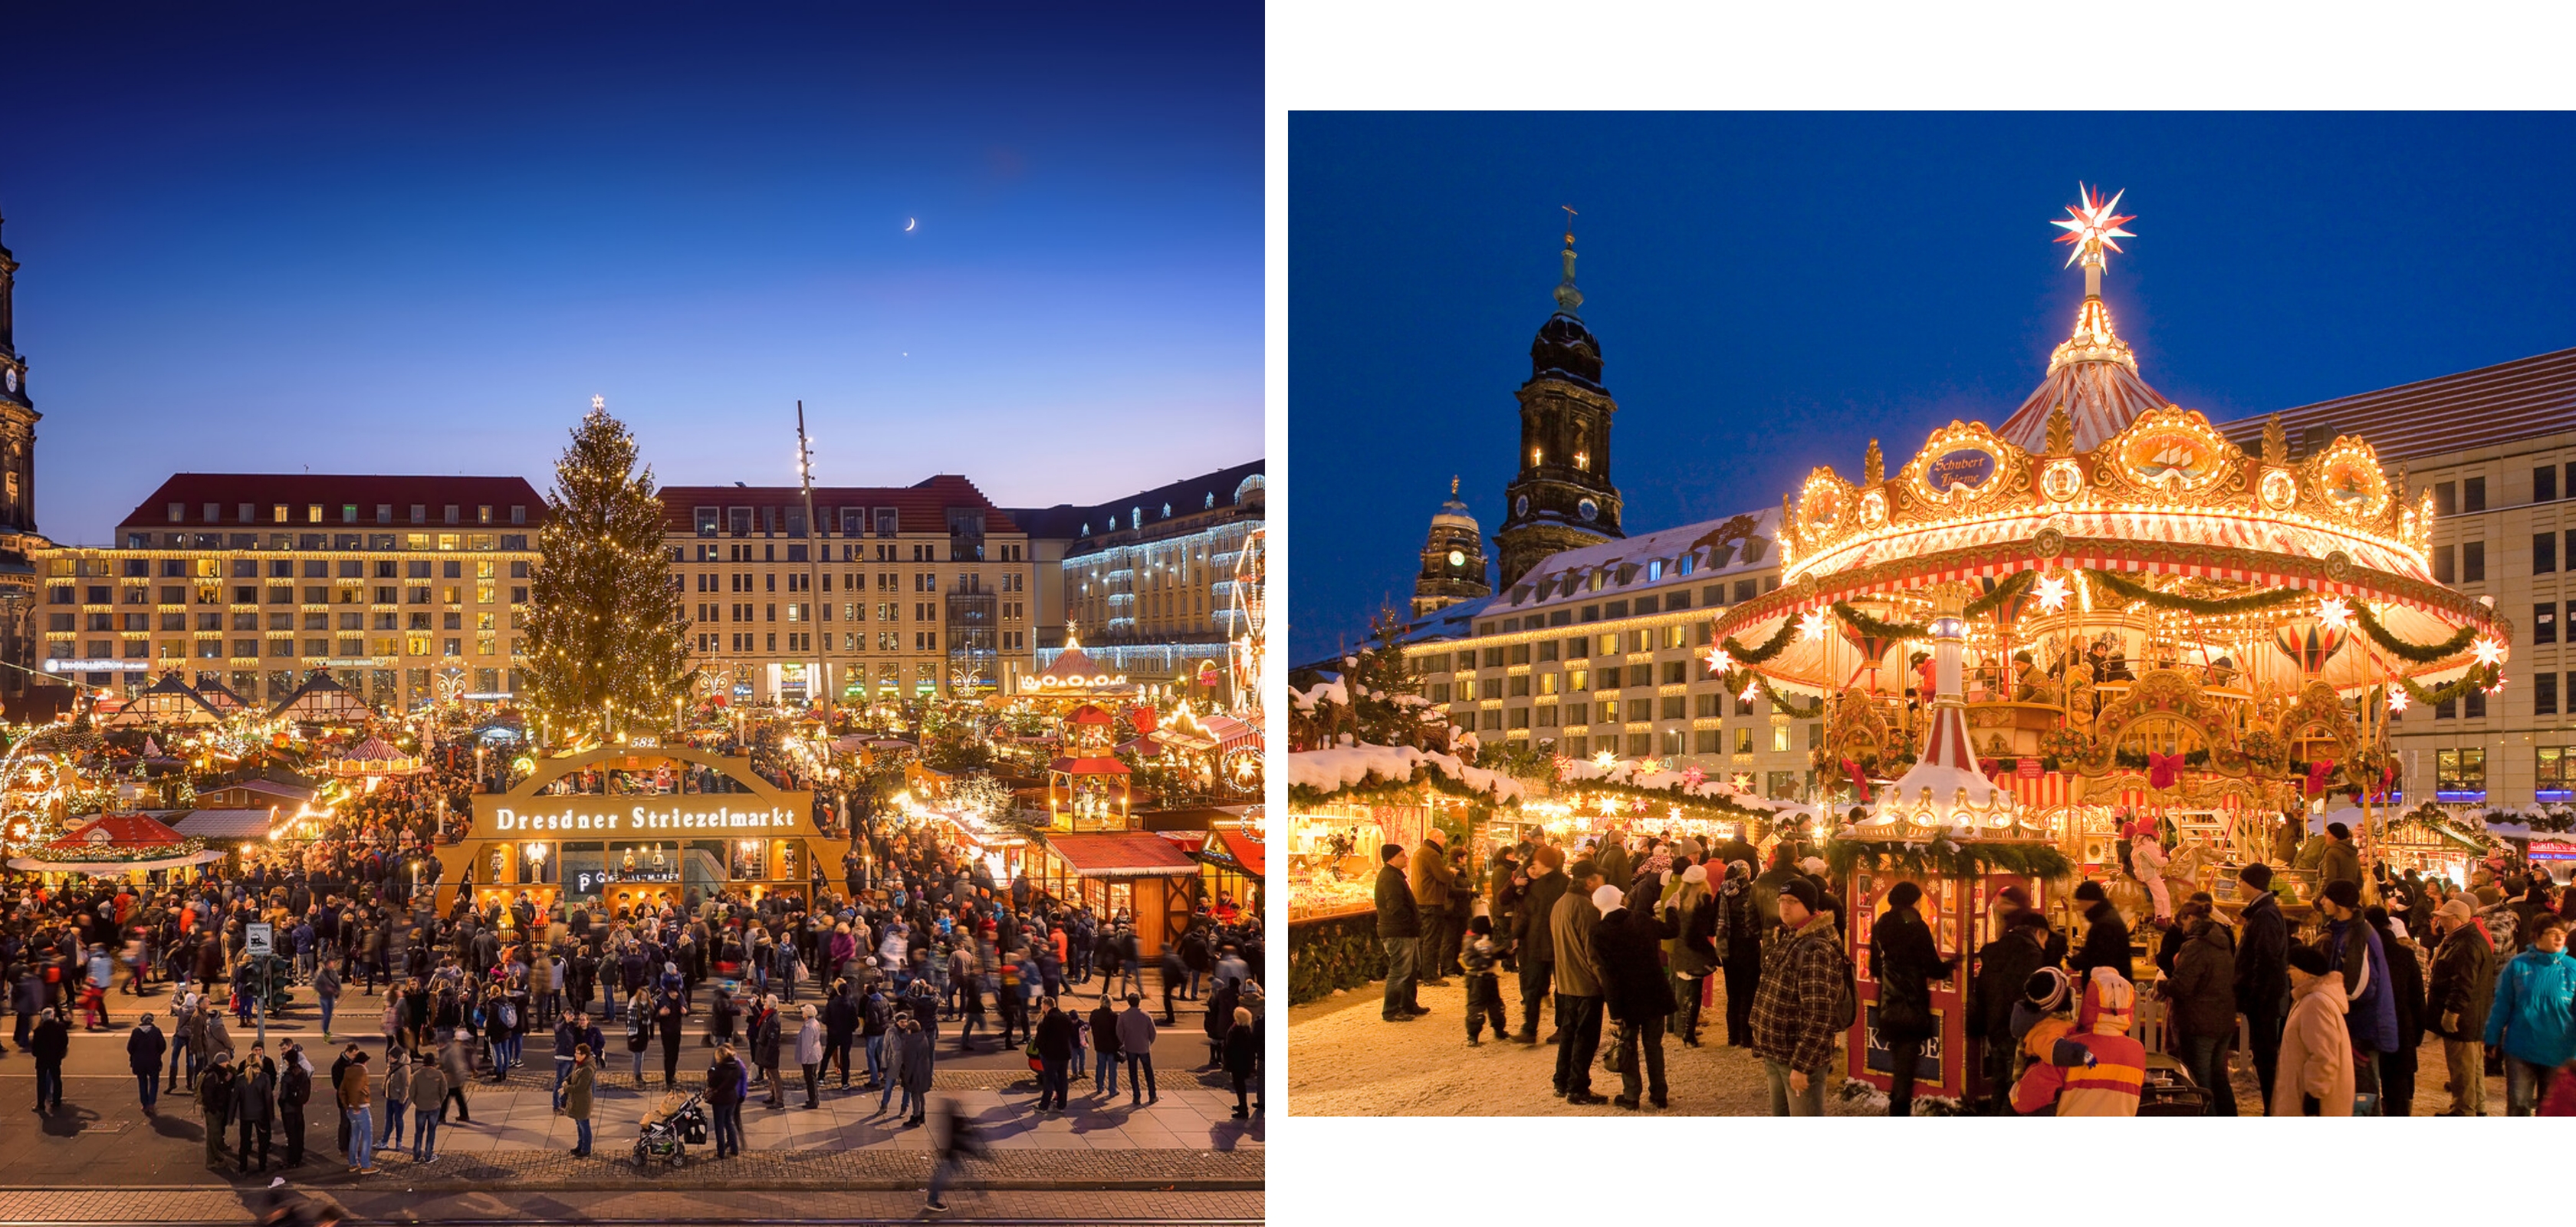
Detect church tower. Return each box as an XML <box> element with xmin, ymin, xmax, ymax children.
<box><xmin>0</xmin><ymin>215</ymin><xmax>42</xmax><ymax>703</ymax></box>
<box><xmin>1411</xmin><ymin>477</ymin><xmax>1490</xmax><ymax>617</ymax></box>
<box><xmin>1494</xmin><ymin>215</ymin><xmax>1622</xmax><ymax>590</ymax></box>
<box><xmin>0</xmin><ymin>214</ymin><xmax>31</xmax><ymax>535</ymax></box>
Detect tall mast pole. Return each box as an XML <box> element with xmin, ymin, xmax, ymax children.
<box><xmin>797</xmin><ymin>401</ymin><xmax>831</xmax><ymax>722</ymax></box>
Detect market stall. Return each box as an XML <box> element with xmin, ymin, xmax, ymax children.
<box><xmin>1027</xmin><ymin>830</ymin><xmax>1200</xmax><ymax>956</ymax></box>
<box><xmin>6</xmin><ymin>811</ymin><xmax>225</xmax><ymax>880</ymax></box>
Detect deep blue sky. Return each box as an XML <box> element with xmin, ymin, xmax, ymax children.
<box><xmin>4</xmin><ymin>2</ymin><xmax>1259</xmax><ymax>543</ymax></box>
<box><xmin>1290</xmin><ymin>112</ymin><xmax>2576</xmax><ymax>665</ymax></box>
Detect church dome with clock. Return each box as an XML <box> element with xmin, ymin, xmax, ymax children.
<box><xmin>1412</xmin><ymin>477</ymin><xmax>1490</xmax><ymax>617</ymax></box>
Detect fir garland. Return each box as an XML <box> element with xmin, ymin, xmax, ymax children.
<box><xmin>1965</xmin><ymin>569</ymin><xmax>2039</xmax><ymax>619</ymax></box>
<box><xmin>1720</xmin><ymin>616</ymin><xmax>1799</xmax><ymax>666</ymax></box>
<box><xmin>2351</xmin><ymin>600</ymin><xmax>2482</xmax><ymax>664</ymax></box>
<box><xmin>2082</xmin><ymin>569</ymin><xmax>2310</xmax><ymax>617</ymax></box>
<box><xmin>1286</xmin><ymin>761</ymin><xmax>1503</xmax><ymax>817</ymax></box>
<box><xmin>1832</xmin><ymin>601</ymin><xmax>1926</xmax><ymax>642</ymax></box>
<box><xmin>1822</xmin><ymin>836</ymin><xmax>2075</xmax><ymax>883</ymax></box>
<box><xmin>2397</xmin><ymin>665</ymin><xmax>2501</xmax><ymax>708</ymax></box>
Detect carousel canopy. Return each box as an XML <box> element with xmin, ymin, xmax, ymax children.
<box><xmin>268</xmin><ymin>670</ymin><xmax>376</xmax><ymax>722</ymax></box>
<box><xmin>8</xmin><ymin>811</ymin><xmax>222</xmax><ymax>874</ymax></box>
<box><xmin>330</xmin><ymin>735</ymin><xmax>420</xmax><ymax>776</ymax></box>
<box><xmin>1024</xmin><ymin>633</ymin><xmax>1131</xmax><ymax>695</ymax></box>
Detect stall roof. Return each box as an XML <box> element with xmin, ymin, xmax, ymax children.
<box><xmin>1211</xmin><ymin>828</ymin><xmax>1263</xmax><ymax>878</ymax></box>
<box><xmin>1041</xmin><ymin>831</ymin><xmax>1198</xmax><ymax>877</ymax></box>
<box><xmin>169</xmin><ymin>809</ymin><xmax>279</xmax><ymax>840</ymax></box>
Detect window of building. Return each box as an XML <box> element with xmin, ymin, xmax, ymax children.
<box><xmin>2436</xmin><ymin>748</ymin><xmax>2486</xmax><ymax>801</ymax></box>
<box><xmin>2542</xmin><ymin>747</ymin><xmax>2576</xmax><ymax>801</ymax></box>
<box><xmin>2433</xmin><ymin>544</ymin><xmax>2455</xmax><ymax>584</ymax></box>
<box><xmin>2540</xmin><ymin>604</ymin><xmax>2558</xmax><ymax>645</ymax></box>
<box><xmin>2541</xmin><ymin>671</ymin><xmax>2561</xmax><ymax>716</ymax></box>
<box><xmin>2433</xmin><ymin>482</ymin><xmax>2456</xmax><ymax>517</ymax></box>
<box><xmin>2466</xmin><ymin>476</ymin><xmax>2487</xmax><ymax>513</ymax></box>
<box><xmin>2466</xmin><ymin>687</ymin><xmax>2486</xmax><ymax>719</ymax></box>
<box><xmin>2539</xmin><ymin>532</ymin><xmax>2558</xmax><ymax>575</ymax></box>
<box><xmin>1598</xmin><ymin>699</ymin><xmax>1619</xmax><ymax>723</ymax></box>
<box><xmin>2463</xmin><ymin>540</ymin><xmax>2485</xmax><ymax>583</ymax></box>
<box><xmin>1733</xmin><ymin>726</ymin><xmax>1753</xmax><ymax>754</ymax></box>
<box><xmin>2540</xmin><ymin>466</ymin><xmax>2561</xmax><ymax>504</ymax></box>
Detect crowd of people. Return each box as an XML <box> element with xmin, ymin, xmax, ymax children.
<box><xmin>1371</xmin><ymin>814</ymin><xmax>2576</xmax><ymax>1117</ymax></box>
<box><xmin>0</xmin><ymin>757</ymin><xmax>1265</xmax><ymax>1180</ymax></box>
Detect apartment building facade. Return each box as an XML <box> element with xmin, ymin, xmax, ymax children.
<box><xmin>660</xmin><ymin>475</ymin><xmax>1033</xmax><ymax>706</ymax></box>
<box><xmin>1013</xmin><ymin>461</ymin><xmax>1263</xmax><ymax>702</ymax></box>
<box><xmin>1394</xmin><ymin>510</ymin><xmax>1819</xmax><ymax>800</ymax></box>
<box><xmin>60</xmin><ymin>474</ymin><xmax>544</xmax><ymax>709</ymax></box>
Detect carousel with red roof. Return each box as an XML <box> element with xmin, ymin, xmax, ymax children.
<box><xmin>1710</xmin><ymin>188</ymin><xmax>2511</xmax><ymax>1104</ymax></box>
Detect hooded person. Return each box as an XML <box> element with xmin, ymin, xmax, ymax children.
<box><xmin>1589</xmin><ymin>883</ymin><xmax>1676</xmax><ymax>1110</ymax></box>
<box><xmin>2275</xmin><ymin>945</ymin><xmax>2355</xmax><ymax>1117</ymax></box>
<box><xmin>2011</xmin><ymin>965</ymin><xmax>2144</xmax><ymax>1115</ymax></box>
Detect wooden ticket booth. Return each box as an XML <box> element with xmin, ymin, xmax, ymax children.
<box><xmin>439</xmin><ymin>744</ymin><xmax>846</xmax><ymax>919</ymax></box>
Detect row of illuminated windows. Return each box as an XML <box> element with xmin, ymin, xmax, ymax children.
<box><xmin>164</xmin><ymin>501</ymin><xmax>527</xmax><ymax>527</ymax></box>
<box><xmin>684</xmin><ymin>569</ymin><xmax>1020</xmax><ymax>596</ymax></box>
<box><xmin>56</xmin><ymin>558</ymin><xmax>527</xmax><ymax>592</ymax></box>
<box><xmin>61</xmin><ymin>584</ymin><xmax>522</xmax><ymax>609</ymax></box>
<box><xmin>685</xmin><ymin>601</ymin><xmax>977</xmax><ymax>625</ymax></box>
<box><xmin>113</xmin><ymin>532</ymin><xmax>527</xmax><ymax>551</ymax></box>
<box><xmin>51</xmin><ymin>637</ymin><xmax>512</xmax><ymax>660</ymax></box>
<box><xmin>693</xmin><ymin>631</ymin><xmax>944</xmax><ymax>655</ymax></box>
<box><xmin>1424</xmin><ymin>625</ymin><xmax>1707</xmax><ymax>674</ymax></box>
<box><xmin>1435</xmin><ymin>666</ymin><xmax>1727</xmax><ymax>703</ymax></box>
<box><xmin>53</xmin><ymin>608</ymin><xmax>518</xmax><ymax>633</ymax></box>
<box><xmin>1456</xmin><ymin>700</ymin><xmax>1813</xmax><ymax>746</ymax></box>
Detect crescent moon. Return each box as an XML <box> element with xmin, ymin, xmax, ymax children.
<box><xmin>904</xmin><ymin>217</ymin><xmax>917</xmax><ymax>232</ymax></box>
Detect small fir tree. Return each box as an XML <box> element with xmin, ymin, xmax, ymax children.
<box><xmin>525</xmin><ymin>398</ymin><xmax>692</xmax><ymax>742</ymax></box>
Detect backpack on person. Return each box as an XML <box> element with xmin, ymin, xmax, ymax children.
<box><xmin>1826</xmin><ymin>936</ymin><xmax>1859</xmax><ymax>1032</ymax></box>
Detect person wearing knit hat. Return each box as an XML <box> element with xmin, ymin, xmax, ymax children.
<box><xmin>2067</xmin><ymin>878</ymin><xmax>2130</xmax><ymax>991</ymax></box>
<box><xmin>1509</xmin><ymin>845</ymin><xmax>1570</xmax><ymax>1046</ymax></box>
<box><xmin>1372</xmin><ymin>841</ymin><xmax>1424</xmax><ymax>1023</ymax></box>
<box><xmin>1590</xmin><ymin>884</ymin><xmax>1626</xmax><ymax>914</ymax></box>
<box><xmin>1868</xmin><ymin>880</ymin><xmax>1953</xmax><ymax>1117</ymax></box>
<box><xmin>2234</xmin><ymin>859</ymin><xmax>2291</xmax><ymax>1109</ymax></box>
<box><xmin>1971</xmin><ymin>913</ymin><xmax>2054</xmax><ymax>1115</ymax></box>
<box><xmin>2315</xmin><ymin>876</ymin><xmax>2400</xmax><ymax>1104</ymax></box>
<box><xmin>2426</xmin><ymin>893</ymin><xmax>2496</xmax><ymax>1114</ymax></box>
<box><xmin>1546</xmin><ymin>857</ymin><xmax>1612</xmax><ymax>1104</ymax></box>
<box><xmin>1593</xmin><ymin>870</ymin><xmax>1677</xmax><ymax>1110</ymax></box>
<box><xmin>2009</xmin><ymin>966</ymin><xmax>2144</xmax><ymax>1116</ymax></box>
<box><xmin>2276</xmin><ymin>944</ymin><xmax>2354</xmax><ymax>1116</ymax></box>
<box><xmin>1749</xmin><ymin>872</ymin><xmax>1840</xmax><ymax>1115</ymax></box>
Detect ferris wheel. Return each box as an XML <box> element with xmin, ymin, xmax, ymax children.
<box><xmin>1229</xmin><ymin>527</ymin><xmax>1264</xmax><ymax>717</ymax></box>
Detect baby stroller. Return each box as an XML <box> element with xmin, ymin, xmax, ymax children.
<box><xmin>631</xmin><ymin>1090</ymin><xmax>708</xmax><ymax>1169</ymax></box>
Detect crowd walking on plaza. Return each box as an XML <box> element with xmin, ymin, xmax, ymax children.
<box><xmin>1372</xmin><ymin>814</ymin><xmax>2576</xmax><ymax>1117</ymax></box>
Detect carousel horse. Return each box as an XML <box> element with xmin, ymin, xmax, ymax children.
<box><xmin>2102</xmin><ymin>838</ymin><xmax>2223</xmax><ymax>930</ymax></box>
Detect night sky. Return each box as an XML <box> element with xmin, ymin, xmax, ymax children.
<box><xmin>3</xmin><ymin>2</ymin><xmax>1259</xmax><ymax>543</ymax></box>
<box><xmin>1290</xmin><ymin>112</ymin><xmax>2576</xmax><ymax>666</ymax></box>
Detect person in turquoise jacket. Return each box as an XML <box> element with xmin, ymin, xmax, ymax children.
<box><xmin>2486</xmin><ymin>913</ymin><xmax>2576</xmax><ymax>1115</ymax></box>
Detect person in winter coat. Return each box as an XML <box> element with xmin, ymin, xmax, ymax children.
<box><xmin>28</xmin><ymin>1008</ymin><xmax>67</xmax><ymax>1114</ymax></box>
<box><xmin>561</xmin><ymin>1045</ymin><xmax>595</xmax><ymax>1157</ymax></box>
<box><xmin>2315</xmin><ymin>880</ymin><xmax>2399</xmax><ymax>1103</ymax></box>
<box><xmin>895</xmin><ymin>1018</ymin><xmax>935</xmax><ymax>1124</ymax></box>
<box><xmin>706</xmin><ymin>1044</ymin><xmax>748</xmax><ymax>1156</ymax></box>
<box><xmin>1714</xmin><ymin>860</ymin><xmax>1763</xmax><ymax>1048</ymax></box>
<box><xmin>338</xmin><ymin>1051</ymin><xmax>377</xmax><ymax>1175</ymax></box>
<box><xmin>2315</xmin><ymin>822</ymin><xmax>2364</xmax><ymax>899</ymax></box>
<box><xmin>1033</xmin><ymin>997</ymin><xmax>1078</xmax><ymax>1112</ymax></box>
<box><xmin>1661</xmin><ymin>865</ymin><xmax>1717</xmax><ymax>1047</ymax></box>
<box><xmin>2164</xmin><ymin>910</ymin><xmax>2239</xmax><ymax>1115</ymax></box>
<box><xmin>1867</xmin><ymin>880</ymin><xmax>1953</xmax><ymax>1118</ymax></box>
<box><xmin>1750</xmin><ymin>878</ymin><xmax>1841</xmax><ymax>1116</ymax></box>
<box><xmin>795</xmin><ymin>1004</ymin><xmax>825</xmax><ymax>1108</ymax></box>
<box><xmin>438</xmin><ymin>1034</ymin><xmax>474</xmax><ymax>1124</ymax></box>
<box><xmin>128</xmin><ymin>1012</ymin><xmax>168</xmax><ymax>1110</ymax></box>
<box><xmin>2233</xmin><ymin>863</ymin><xmax>2291</xmax><ymax>1111</ymax></box>
<box><xmin>1592</xmin><ymin>883</ymin><xmax>1678</xmax><ymax>1110</ymax></box>
<box><xmin>2275</xmin><ymin>946</ymin><xmax>2354</xmax><ymax>1117</ymax></box>
<box><xmin>408</xmin><ymin>1054</ymin><xmax>446</xmax><ymax>1161</ymax></box>
<box><xmin>1115</xmin><ymin>993</ymin><xmax>1158</xmax><ymax>1105</ymax></box>
<box><xmin>1373</xmin><ymin>844</ymin><xmax>1421</xmax><ymax>1021</ymax></box>
<box><xmin>2486</xmin><ymin>911</ymin><xmax>2576</xmax><ymax>1115</ymax></box>
<box><xmin>1088</xmin><ymin>996</ymin><xmax>1123</xmax><ymax>1098</ymax></box>
<box><xmin>277</xmin><ymin>1041</ymin><xmax>312</xmax><ymax>1167</ymax></box>
<box><xmin>2011</xmin><ymin>966</ymin><xmax>2145</xmax><ymax>1117</ymax></box>
<box><xmin>1971</xmin><ymin>910</ymin><xmax>2054</xmax><ymax>1115</ymax></box>
<box><xmin>751</xmin><ymin>998</ymin><xmax>786</xmax><ymax>1107</ymax></box>
<box><xmin>1510</xmin><ymin>845</ymin><xmax>1569</xmax><ymax>1044</ymax></box>
<box><xmin>1223</xmin><ymin>1004</ymin><xmax>1258</xmax><ymax>1119</ymax></box>
<box><xmin>198</xmin><ymin>1051</ymin><xmax>235</xmax><ymax>1166</ymax></box>
<box><xmin>2066</xmin><ymin>881</ymin><xmax>2131</xmax><ymax>988</ymax></box>
<box><xmin>823</xmin><ymin>985</ymin><xmax>859</xmax><ymax>1089</ymax></box>
<box><xmin>2366</xmin><ymin>905</ymin><xmax>2426</xmax><ymax>1116</ymax></box>
<box><xmin>2427</xmin><ymin>896</ymin><xmax>2499</xmax><ymax>1115</ymax></box>
<box><xmin>232</xmin><ymin>1044</ymin><xmax>275</xmax><ymax>1174</ymax></box>
<box><xmin>1547</xmin><ymin>860</ymin><xmax>1609</xmax><ymax>1104</ymax></box>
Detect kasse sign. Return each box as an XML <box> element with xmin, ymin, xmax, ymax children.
<box><xmin>486</xmin><ymin>802</ymin><xmax>806</xmax><ymax>835</ymax></box>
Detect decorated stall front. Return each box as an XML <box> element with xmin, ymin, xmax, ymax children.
<box><xmin>6</xmin><ymin>811</ymin><xmax>224</xmax><ymax>880</ymax></box>
<box><xmin>443</xmin><ymin>744</ymin><xmax>841</xmax><ymax>916</ymax></box>
<box><xmin>1027</xmin><ymin>831</ymin><xmax>1201</xmax><ymax>956</ymax></box>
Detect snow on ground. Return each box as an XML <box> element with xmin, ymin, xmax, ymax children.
<box><xmin>1291</xmin><ymin>974</ymin><xmax>2500</xmax><ymax>1117</ymax></box>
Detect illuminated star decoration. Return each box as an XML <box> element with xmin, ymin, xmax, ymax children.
<box><xmin>2387</xmin><ymin>686</ymin><xmax>2410</xmax><ymax>714</ymax></box>
<box><xmin>1740</xmin><ymin>679</ymin><xmax>1761</xmax><ymax>704</ymax></box>
<box><xmin>2486</xmin><ymin>674</ymin><xmax>2509</xmax><ymax>696</ymax></box>
<box><xmin>1681</xmin><ymin>766</ymin><xmax>1707</xmax><ymax>789</ymax></box>
<box><xmin>2472</xmin><ymin>636</ymin><xmax>2507</xmax><ymax>668</ymax></box>
<box><xmin>1704</xmin><ymin>645</ymin><xmax>1736</xmax><ymax>675</ymax></box>
<box><xmin>1796</xmin><ymin>609</ymin><xmax>1832</xmax><ymax>641</ymax></box>
<box><xmin>2032</xmin><ymin>574</ymin><xmax>2072</xmax><ymax>614</ymax></box>
<box><xmin>2315</xmin><ymin>596</ymin><xmax>2353</xmax><ymax>632</ymax></box>
<box><xmin>2052</xmin><ymin>184</ymin><xmax>2137</xmax><ymax>268</ymax></box>
<box><xmin>1592</xmin><ymin>749</ymin><xmax>1618</xmax><ymax>770</ymax></box>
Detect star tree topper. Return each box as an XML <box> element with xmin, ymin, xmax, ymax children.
<box><xmin>2052</xmin><ymin>184</ymin><xmax>2137</xmax><ymax>269</ymax></box>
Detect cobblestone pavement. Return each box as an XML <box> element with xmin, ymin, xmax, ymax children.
<box><xmin>1293</xmin><ymin>972</ymin><xmax>2499</xmax><ymax>1116</ymax></box>
<box><xmin>0</xmin><ymin>1186</ymin><xmax>1264</xmax><ymax>1223</ymax></box>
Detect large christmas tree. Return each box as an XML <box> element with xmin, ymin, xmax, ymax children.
<box><xmin>524</xmin><ymin>397</ymin><xmax>692</xmax><ymax>743</ymax></box>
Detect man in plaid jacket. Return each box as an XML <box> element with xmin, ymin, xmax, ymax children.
<box><xmin>1750</xmin><ymin>877</ymin><xmax>1842</xmax><ymax>1115</ymax></box>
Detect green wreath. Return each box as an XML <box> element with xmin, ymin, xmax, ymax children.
<box><xmin>2352</xmin><ymin>600</ymin><xmax>2482</xmax><ymax>665</ymax></box>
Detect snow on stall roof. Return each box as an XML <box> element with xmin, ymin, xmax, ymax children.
<box><xmin>1556</xmin><ymin>756</ymin><xmax>1784</xmax><ymax>811</ymax></box>
<box><xmin>1289</xmin><ymin>742</ymin><xmax>1526</xmax><ymax>804</ymax></box>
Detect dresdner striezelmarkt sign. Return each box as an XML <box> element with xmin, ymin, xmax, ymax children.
<box><xmin>466</xmin><ymin>745</ymin><xmax>818</xmax><ymax>840</ymax></box>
